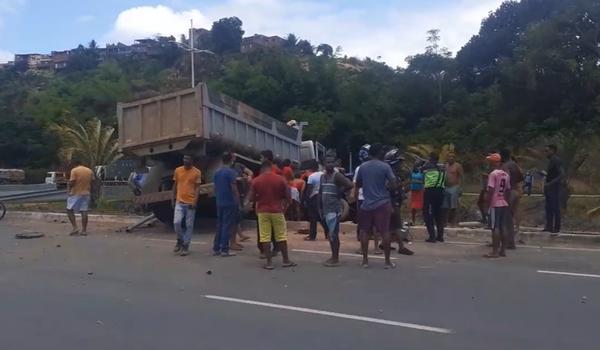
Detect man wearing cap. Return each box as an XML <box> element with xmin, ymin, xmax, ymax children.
<box><xmin>484</xmin><ymin>153</ymin><xmax>512</xmax><ymax>258</ymax></box>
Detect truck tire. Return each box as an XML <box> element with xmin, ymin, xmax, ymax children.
<box><xmin>340</xmin><ymin>199</ymin><xmax>350</xmax><ymax>222</ymax></box>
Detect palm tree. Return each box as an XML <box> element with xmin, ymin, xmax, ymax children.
<box><xmin>51</xmin><ymin>118</ymin><xmax>121</xmax><ymax>202</ymax></box>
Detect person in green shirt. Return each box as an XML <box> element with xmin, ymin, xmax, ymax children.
<box><xmin>422</xmin><ymin>152</ymin><xmax>446</xmax><ymax>243</ymax></box>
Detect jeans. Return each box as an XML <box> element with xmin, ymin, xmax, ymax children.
<box><xmin>545</xmin><ymin>188</ymin><xmax>561</xmax><ymax>232</ymax></box>
<box><xmin>173</xmin><ymin>202</ymin><xmax>196</xmax><ymax>245</ymax></box>
<box><xmin>308</xmin><ymin>195</ymin><xmax>328</xmax><ymax>240</ymax></box>
<box><xmin>213</xmin><ymin>205</ymin><xmax>238</xmax><ymax>253</ymax></box>
<box><xmin>423</xmin><ymin>188</ymin><xmax>444</xmax><ymax>240</ymax></box>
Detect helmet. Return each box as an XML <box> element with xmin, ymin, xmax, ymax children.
<box><xmin>384</xmin><ymin>148</ymin><xmax>405</xmax><ymax>166</ymax></box>
<box><xmin>358</xmin><ymin>144</ymin><xmax>371</xmax><ymax>163</ymax></box>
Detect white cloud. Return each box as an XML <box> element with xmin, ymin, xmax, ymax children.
<box><xmin>0</xmin><ymin>49</ymin><xmax>13</xmax><ymax>63</ymax></box>
<box><xmin>76</xmin><ymin>14</ymin><xmax>95</xmax><ymax>23</ymax></box>
<box><xmin>103</xmin><ymin>5</ymin><xmax>211</xmax><ymax>44</ymax></box>
<box><xmin>105</xmin><ymin>0</ymin><xmax>505</xmax><ymax>67</ymax></box>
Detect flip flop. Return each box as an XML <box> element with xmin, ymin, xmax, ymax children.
<box><xmin>361</xmin><ymin>263</ymin><xmax>369</xmax><ymax>269</ymax></box>
<box><xmin>69</xmin><ymin>230</ymin><xmax>80</xmax><ymax>236</ymax></box>
<box><xmin>240</xmin><ymin>236</ymin><xmax>251</xmax><ymax>242</ymax></box>
<box><xmin>483</xmin><ymin>253</ymin><xmax>500</xmax><ymax>259</ymax></box>
<box><xmin>282</xmin><ymin>262</ymin><xmax>297</xmax><ymax>268</ymax></box>
<box><xmin>323</xmin><ymin>261</ymin><xmax>340</xmax><ymax>267</ymax></box>
<box><xmin>384</xmin><ymin>263</ymin><xmax>396</xmax><ymax>269</ymax></box>
<box><xmin>263</xmin><ymin>264</ymin><xmax>275</xmax><ymax>270</ymax></box>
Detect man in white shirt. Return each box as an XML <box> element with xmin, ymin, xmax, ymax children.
<box><xmin>304</xmin><ymin>161</ymin><xmax>327</xmax><ymax>241</ymax></box>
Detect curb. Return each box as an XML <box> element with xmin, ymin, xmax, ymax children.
<box><xmin>6</xmin><ymin>211</ymin><xmax>600</xmax><ymax>247</ymax></box>
<box><xmin>7</xmin><ymin>211</ymin><xmax>143</xmax><ymax>225</ymax></box>
<box><xmin>285</xmin><ymin>221</ymin><xmax>600</xmax><ymax>247</ymax></box>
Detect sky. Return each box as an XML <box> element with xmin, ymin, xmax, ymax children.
<box><xmin>0</xmin><ymin>0</ymin><xmax>506</xmax><ymax>67</ymax></box>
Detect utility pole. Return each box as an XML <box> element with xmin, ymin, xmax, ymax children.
<box><xmin>190</xmin><ymin>19</ymin><xmax>195</xmax><ymax>88</ymax></box>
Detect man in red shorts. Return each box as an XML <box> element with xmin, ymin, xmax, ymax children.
<box><xmin>355</xmin><ymin>143</ymin><xmax>397</xmax><ymax>269</ymax></box>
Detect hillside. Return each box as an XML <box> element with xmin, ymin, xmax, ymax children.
<box><xmin>1</xmin><ymin>0</ymin><xmax>599</xmax><ymax>185</ymax></box>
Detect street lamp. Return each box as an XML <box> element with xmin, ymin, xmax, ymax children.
<box><xmin>175</xmin><ymin>19</ymin><xmax>216</xmax><ymax>88</ymax></box>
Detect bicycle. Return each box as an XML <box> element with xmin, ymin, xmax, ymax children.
<box><xmin>0</xmin><ymin>200</ymin><xmax>5</xmax><ymax>221</ymax></box>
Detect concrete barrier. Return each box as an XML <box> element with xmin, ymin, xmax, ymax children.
<box><xmin>0</xmin><ymin>183</ymin><xmax>56</xmax><ymax>192</ymax></box>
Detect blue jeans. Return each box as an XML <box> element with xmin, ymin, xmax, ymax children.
<box><xmin>213</xmin><ymin>205</ymin><xmax>238</xmax><ymax>253</ymax></box>
<box><xmin>174</xmin><ymin>202</ymin><xmax>196</xmax><ymax>245</ymax></box>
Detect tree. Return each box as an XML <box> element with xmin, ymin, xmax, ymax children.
<box><xmin>316</xmin><ymin>44</ymin><xmax>334</xmax><ymax>57</ymax></box>
<box><xmin>210</xmin><ymin>17</ymin><xmax>244</xmax><ymax>55</ymax></box>
<box><xmin>296</xmin><ymin>40</ymin><xmax>314</xmax><ymax>55</ymax></box>
<box><xmin>50</xmin><ymin>118</ymin><xmax>121</xmax><ymax>201</ymax></box>
<box><xmin>284</xmin><ymin>34</ymin><xmax>298</xmax><ymax>49</ymax></box>
<box><xmin>50</xmin><ymin>118</ymin><xmax>120</xmax><ymax>170</ymax></box>
<box><xmin>88</xmin><ymin>39</ymin><xmax>97</xmax><ymax>50</ymax></box>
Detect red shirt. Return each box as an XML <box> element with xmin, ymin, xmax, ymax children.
<box><xmin>251</xmin><ymin>172</ymin><xmax>290</xmax><ymax>213</ymax></box>
<box><xmin>282</xmin><ymin>166</ymin><xmax>294</xmax><ymax>181</ymax></box>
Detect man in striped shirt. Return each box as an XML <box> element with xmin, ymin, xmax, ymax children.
<box><xmin>319</xmin><ymin>154</ymin><xmax>353</xmax><ymax>267</ymax></box>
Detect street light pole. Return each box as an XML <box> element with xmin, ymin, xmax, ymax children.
<box><xmin>190</xmin><ymin>19</ymin><xmax>195</xmax><ymax>88</ymax></box>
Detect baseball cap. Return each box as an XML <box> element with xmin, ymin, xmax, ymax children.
<box><xmin>486</xmin><ymin>153</ymin><xmax>501</xmax><ymax>162</ymax></box>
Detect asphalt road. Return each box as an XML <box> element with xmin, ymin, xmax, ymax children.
<box><xmin>1</xmin><ymin>218</ymin><xmax>599</xmax><ymax>350</ymax></box>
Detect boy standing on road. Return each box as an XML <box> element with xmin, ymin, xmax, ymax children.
<box><xmin>66</xmin><ymin>159</ymin><xmax>94</xmax><ymax>236</ymax></box>
<box><xmin>319</xmin><ymin>154</ymin><xmax>353</xmax><ymax>267</ymax></box>
<box><xmin>172</xmin><ymin>155</ymin><xmax>202</xmax><ymax>256</ymax></box>
<box><xmin>484</xmin><ymin>153</ymin><xmax>512</xmax><ymax>258</ymax></box>
<box><xmin>355</xmin><ymin>143</ymin><xmax>397</xmax><ymax>269</ymax></box>
<box><xmin>212</xmin><ymin>152</ymin><xmax>240</xmax><ymax>257</ymax></box>
<box><xmin>246</xmin><ymin>160</ymin><xmax>296</xmax><ymax>270</ymax></box>
<box><xmin>409</xmin><ymin>162</ymin><xmax>425</xmax><ymax>225</ymax></box>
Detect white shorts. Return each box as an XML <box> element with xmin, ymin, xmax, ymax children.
<box><xmin>67</xmin><ymin>195</ymin><xmax>90</xmax><ymax>213</ymax></box>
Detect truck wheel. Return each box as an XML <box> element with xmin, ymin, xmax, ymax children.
<box><xmin>340</xmin><ymin>199</ymin><xmax>350</xmax><ymax>222</ymax></box>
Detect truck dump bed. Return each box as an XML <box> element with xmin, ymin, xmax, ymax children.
<box><xmin>117</xmin><ymin>84</ymin><xmax>301</xmax><ymax>162</ymax></box>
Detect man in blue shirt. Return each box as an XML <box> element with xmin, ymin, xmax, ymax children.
<box><xmin>213</xmin><ymin>152</ymin><xmax>240</xmax><ymax>257</ymax></box>
<box><xmin>355</xmin><ymin>143</ymin><xmax>398</xmax><ymax>269</ymax></box>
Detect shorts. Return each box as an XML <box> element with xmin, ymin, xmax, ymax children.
<box><xmin>442</xmin><ymin>185</ymin><xmax>460</xmax><ymax>209</ymax></box>
<box><xmin>358</xmin><ymin>202</ymin><xmax>392</xmax><ymax>237</ymax></box>
<box><xmin>66</xmin><ymin>195</ymin><xmax>90</xmax><ymax>213</ymax></box>
<box><xmin>324</xmin><ymin>212</ymin><xmax>340</xmax><ymax>242</ymax></box>
<box><xmin>257</xmin><ymin>213</ymin><xmax>287</xmax><ymax>243</ymax></box>
<box><xmin>489</xmin><ymin>207</ymin><xmax>510</xmax><ymax>232</ymax></box>
<box><xmin>410</xmin><ymin>190</ymin><xmax>424</xmax><ymax>210</ymax></box>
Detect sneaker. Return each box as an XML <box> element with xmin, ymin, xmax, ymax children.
<box><xmin>173</xmin><ymin>240</ymin><xmax>182</xmax><ymax>253</ymax></box>
<box><xmin>180</xmin><ymin>245</ymin><xmax>190</xmax><ymax>256</ymax></box>
<box><xmin>397</xmin><ymin>247</ymin><xmax>414</xmax><ymax>255</ymax></box>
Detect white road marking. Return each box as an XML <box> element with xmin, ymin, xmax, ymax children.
<box><xmin>445</xmin><ymin>241</ymin><xmax>600</xmax><ymax>253</ymax></box>
<box><xmin>537</xmin><ymin>270</ymin><xmax>600</xmax><ymax>279</ymax></box>
<box><xmin>204</xmin><ymin>295</ymin><xmax>452</xmax><ymax>334</ymax></box>
<box><xmin>293</xmin><ymin>249</ymin><xmax>396</xmax><ymax>260</ymax></box>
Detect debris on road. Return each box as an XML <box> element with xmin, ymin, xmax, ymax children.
<box><xmin>15</xmin><ymin>232</ymin><xmax>45</xmax><ymax>239</ymax></box>
<box><xmin>96</xmin><ymin>320</ymin><xmax>104</xmax><ymax>326</ymax></box>
<box><xmin>87</xmin><ymin>272</ymin><xmax>94</xmax><ymax>275</ymax></box>
<box><xmin>206</xmin><ymin>270</ymin><xmax>212</xmax><ymax>275</ymax></box>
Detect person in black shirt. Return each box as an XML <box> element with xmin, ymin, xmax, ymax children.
<box><xmin>543</xmin><ymin>144</ymin><xmax>565</xmax><ymax>233</ymax></box>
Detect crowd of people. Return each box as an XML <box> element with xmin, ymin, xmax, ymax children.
<box><xmin>63</xmin><ymin>142</ymin><xmax>565</xmax><ymax>269</ymax></box>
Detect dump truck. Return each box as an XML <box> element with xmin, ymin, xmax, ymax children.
<box><xmin>117</xmin><ymin>83</ymin><xmax>325</xmax><ymax>223</ymax></box>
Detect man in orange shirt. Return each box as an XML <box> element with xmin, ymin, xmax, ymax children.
<box><xmin>66</xmin><ymin>159</ymin><xmax>94</xmax><ymax>236</ymax></box>
<box><xmin>172</xmin><ymin>155</ymin><xmax>202</xmax><ymax>256</ymax></box>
